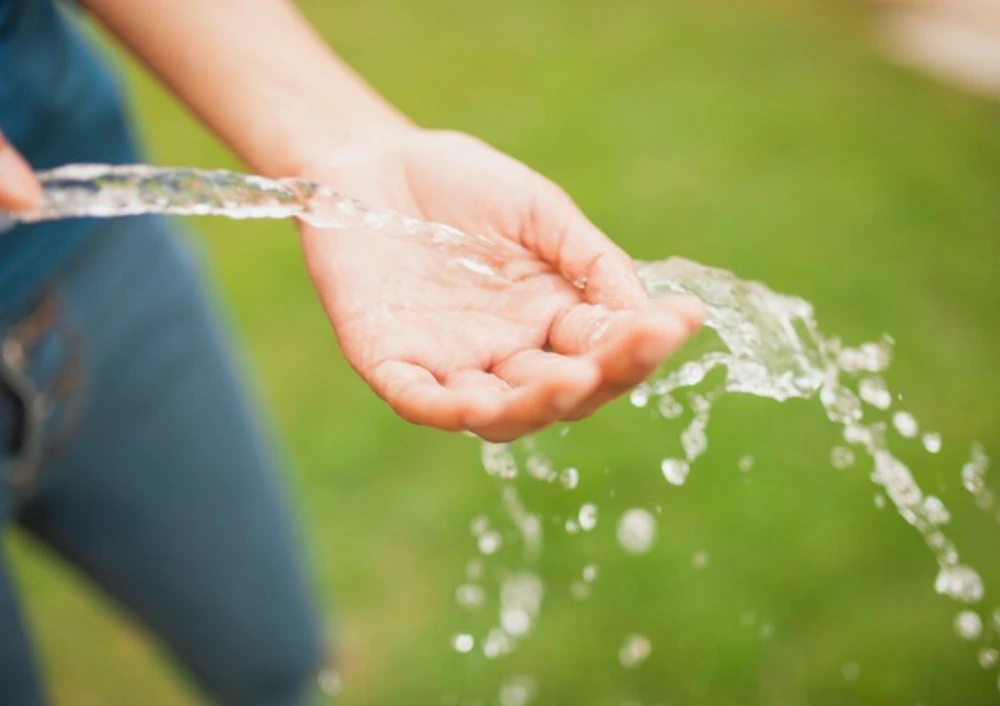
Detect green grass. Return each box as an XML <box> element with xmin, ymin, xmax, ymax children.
<box><xmin>7</xmin><ymin>0</ymin><xmax>1000</xmax><ymax>703</ymax></box>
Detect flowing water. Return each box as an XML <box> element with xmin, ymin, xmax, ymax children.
<box><xmin>5</xmin><ymin>164</ymin><xmax>993</xmax><ymax>703</ymax></box>
<box><xmin>0</xmin><ymin>164</ymin><xmax>510</xmax><ymax>276</ymax></box>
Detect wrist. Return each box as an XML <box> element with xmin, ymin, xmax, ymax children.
<box><xmin>270</xmin><ymin>114</ymin><xmax>419</xmax><ymax>182</ymax></box>
<box><xmin>283</xmin><ymin>124</ymin><xmax>429</xmax><ymax>193</ymax></box>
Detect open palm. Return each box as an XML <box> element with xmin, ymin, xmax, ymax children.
<box><xmin>300</xmin><ymin>130</ymin><xmax>702</xmax><ymax>442</ymax></box>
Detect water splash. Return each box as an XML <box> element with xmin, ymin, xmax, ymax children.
<box><xmin>12</xmin><ymin>162</ymin><xmax>992</xmax><ymax>698</ymax></box>
<box><xmin>635</xmin><ymin>258</ymin><xmax>983</xmax><ymax>599</ymax></box>
<box><xmin>459</xmin><ymin>256</ymin><xmax>991</xmax><ymax>697</ymax></box>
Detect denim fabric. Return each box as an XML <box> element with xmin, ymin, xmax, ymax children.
<box><xmin>0</xmin><ymin>0</ymin><xmax>139</xmax><ymax>310</ymax></box>
<box><xmin>0</xmin><ymin>216</ymin><xmax>325</xmax><ymax>705</ymax></box>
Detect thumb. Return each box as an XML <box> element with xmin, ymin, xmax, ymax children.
<box><xmin>0</xmin><ymin>129</ymin><xmax>42</xmax><ymax>211</ymax></box>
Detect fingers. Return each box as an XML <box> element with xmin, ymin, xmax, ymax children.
<box><xmin>374</xmin><ymin>296</ymin><xmax>704</xmax><ymax>440</ymax></box>
<box><xmin>479</xmin><ymin>350</ymin><xmax>599</xmax><ymax>441</ymax></box>
<box><xmin>0</xmin><ymin>129</ymin><xmax>42</xmax><ymax>211</ymax></box>
<box><xmin>374</xmin><ymin>356</ymin><xmax>601</xmax><ymax>442</ymax></box>
<box><xmin>549</xmin><ymin>296</ymin><xmax>705</xmax><ymax>356</ymax></box>
<box><xmin>549</xmin><ymin>297</ymin><xmax>705</xmax><ymax>420</ymax></box>
<box><xmin>521</xmin><ymin>178</ymin><xmax>647</xmax><ymax>309</ymax></box>
<box><xmin>371</xmin><ymin>360</ymin><xmax>502</xmax><ymax>431</ymax></box>
<box><xmin>573</xmin><ymin>308</ymin><xmax>693</xmax><ymax>419</ymax></box>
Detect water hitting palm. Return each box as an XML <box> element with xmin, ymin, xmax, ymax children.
<box><xmin>4</xmin><ymin>163</ymin><xmax>992</xmax><ymax>695</ymax></box>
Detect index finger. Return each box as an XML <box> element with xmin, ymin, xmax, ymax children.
<box><xmin>521</xmin><ymin>178</ymin><xmax>648</xmax><ymax>309</ymax></box>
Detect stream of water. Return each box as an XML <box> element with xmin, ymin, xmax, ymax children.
<box><xmin>5</xmin><ymin>164</ymin><xmax>993</xmax><ymax>704</ymax></box>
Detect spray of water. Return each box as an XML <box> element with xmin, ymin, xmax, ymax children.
<box><xmin>6</xmin><ymin>163</ymin><xmax>992</xmax><ymax>703</ymax></box>
<box><xmin>460</xmin><ymin>257</ymin><xmax>990</xmax><ymax>704</ymax></box>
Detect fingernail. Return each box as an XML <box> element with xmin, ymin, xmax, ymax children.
<box><xmin>0</xmin><ymin>147</ymin><xmax>42</xmax><ymax>210</ymax></box>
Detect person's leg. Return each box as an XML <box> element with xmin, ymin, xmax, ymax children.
<box><xmin>0</xmin><ymin>552</ymin><xmax>46</xmax><ymax>706</ymax></box>
<box><xmin>13</xmin><ymin>216</ymin><xmax>325</xmax><ymax>705</ymax></box>
<box><xmin>0</xmin><ymin>302</ymin><xmax>50</xmax><ymax>706</ymax></box>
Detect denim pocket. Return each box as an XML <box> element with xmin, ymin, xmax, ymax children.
<box><xmin>0</xmin><ymin>292</ymin><xmax>83</xmax><ymax>506</ymax></box>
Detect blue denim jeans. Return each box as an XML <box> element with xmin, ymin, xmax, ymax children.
<box><xmin>0</xmin><ymin>217</ymin><xmax>324</xmax><ymax>705</ymax></box>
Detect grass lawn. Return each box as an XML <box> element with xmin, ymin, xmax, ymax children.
<box><xmin>6</xmin><ymin>0</ymin><xmax>1000</xmax><ymax>704</ymax></box>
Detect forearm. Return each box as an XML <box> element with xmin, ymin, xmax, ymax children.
<box><xmin>81</xmin><ymin>0</ymin><xmax>412</xmax><ymax>177</ymax></box>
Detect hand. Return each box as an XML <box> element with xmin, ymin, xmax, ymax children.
<box><xmin>0</xmin><ymin>128</ymin><xmax>42</xmax><ymax>211</ymax></box>
<box><xmin>298</xmin><ymin>129</ymin><xmax>703</xmax><ymax>442</ymax></box>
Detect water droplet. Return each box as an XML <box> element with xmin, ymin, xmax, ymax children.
<box><xmin>617</xmin><ymin>509</ymin><xmax>658</xmax><ymax>554</ymax></box>
<box><xmin>837</xmin><ymin>339</ymin><xmax>892</xmax><ymax>374</ymax></box>
<box><xmin>842</xmin><ymin>662</ymin><xmax>861</xmax><ymax>682</ymax></box>
<box><xmin>317</xmin><ymin>669</ymin><xmax>342</xmax><ymax>697</ymax></box>
<box><xmin>737</xmin><ymin>454</ymin><xmax>754</xmax><ymax>472</ymax></box>
<box><xmin>874</xmin><ymin>494</ymin><xmax>886</xmax><ymax>509</ymax></box>
<box><xmin>922</xmin><ymin>431</ymin><xmax>942</xmax><ymax>454</ymax></box>
<box><xmin>470</xmin><ymin>515</ymin><xmax>490</xmax><ymax>536</ymax></box>
<box><xmin>578</xmin><ymin>503</ymin><xmax>599</xmax><ymax>531</ymax></box>
<box><xmin>499</xmin><ymin>573</ymin><xmax>544</xmax><ymax>639</ymax></box>
<box><xmin>559</xmin><ymin>467</ymin><xmax>579</xmax><ymax>490</ymax></box>
<box><xmin>680</xmin><ymin>413</ymin><xmax>709</xmax><ymax>461</ymax></box>
<box><xmin>483</xmin><ymin>628</ymin><xmax>513</xmax><ymax>659</ymax></box>
<box><xmin>452</xmin><ymin>633</ymin><xmax>475</xmax><ymax>653</ymax></box>
<box><xmin>962</xmin><ymin>443</ymin><xmax>990</xmax><ymax>495</ymax></box>
<box><xmin>661</xmin><ymin>458</ymin><xmax>690</xmax><ymax>486</ymax></box>
<box><xmin>565</xmin><ymin>519</ymin><xmax>580</xmax><ymax>534</ymax></box>
<box><xmin>582</xmin><ymin>564</ymin><xmax>599</xmax><ymax>582</ymax></box>
<box><xmin>478</xmin><ymin>531</ymin><xmax>503</xmax><ymax>555</ymax></box>
<box><xmin>456</xmin><ymin>583</ymin><xmax>486</xmax><ymax>609</ymax></box>
<box><xmin>935</xmin><ymin>565</ymin><xmax>984</xmax><ymax>603</ymax></box>
<box><xmin>362</xmin><ymin>211</ymin><xmax>393</xmax><ymax>230</ymax></box>
<box><xmin>657</xmin><ymin>395</ymin><xmax>683</xmax><ymax>419</ymax></box>
<box><xmin>629</xmin><ymin>386</ymin><xmax>650</xmax><ymax>408</ymax></box>
<box><xmin>955</xmin><ymin>611</ymin><xmax>983</xmax><ymax>640</ymax></box>
<box><xmin>823</xmin><ymin>386</ymin><xmax>863</xmax><ymax>423</ymax></box>
<box><xmin>498</xmin><ymin>675</ymin><xmax>536</xmax><ymax>706</ymax></box>
<box><xmin>919</xmin><ymin>496</ymin><xmax>950</xmax><ymax>525</ymax></box>
<box><xmin>481</xmin><ymin>443</ymin><xmax>518</xmax><ymax>479</ymax></box>
<box><xmin>859</xmin><ymin>376</ymin><xmax>892</xmax><ymax>410</ymax></box>
<box><xmin>466</xmin><ymin>558</ymin><xmax>485</xmax><ymax>581</ymax></box>
<box><xmin>526</xmin><ymin>454</ymin><xmax>557</xmax><ymax>482</ymax></box>
<box><xmin>501</xmin><ymin>607</ymin><xmax>532</xmax><ymax>636</ymax></box>
<box><xmin>692</xmin><ymin>551</ymin><xmax>709</xmax><ymax>569</ymax></box>
<box><xmin>831</xmin><ymin>446</ymin><xmax>855</xmax><ymax>470</ymax></box>
<box><xmin>618</xmin><ymin>634</ymin><xmax>651</xmax><ymax>668</ymax></box>
<box><xmin>891</xmin><ymin>411</ymin><xmax>919</xmax><ymax>439</ymax></box>
<box><xmin>843</xmin><ymin>423</ymin><xmax>870</xmax><ymax>446</ymax></box>
<box><xmin>979</xmin><ymin>647</ymin><xmax>999</xmax><ymax>669</ymax></box>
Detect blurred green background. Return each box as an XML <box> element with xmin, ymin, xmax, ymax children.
<box><xmin>6</xmin><ymin>0</ymin><xmax>1000</xmax><ymax>703</ymax></box>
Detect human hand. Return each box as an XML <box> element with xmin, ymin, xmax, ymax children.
<box><xmin>0</xmin><ymin>128</ymin><xmax>42</xmax><ymax>211</ymax></box>
<box><xmin>298</xmin><ymin>129</ymin><xmax>703</xmax><ymax>442</ymax></box>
